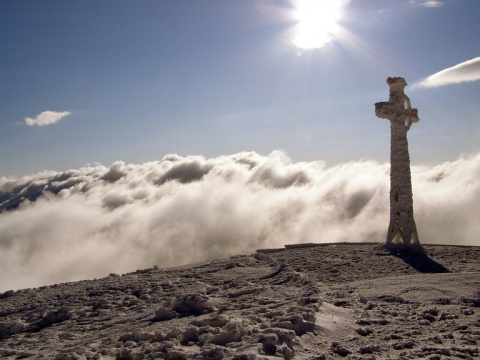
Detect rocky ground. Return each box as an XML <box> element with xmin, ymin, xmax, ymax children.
<box><xmin>0</xmin><ymin>243</ymin><xmax>479</xmax><ymax>359</ymax></box>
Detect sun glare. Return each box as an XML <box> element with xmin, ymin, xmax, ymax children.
<box><xmin>292</xmin><ymin>0</ymin><xmax>344</xmax><ymax>49</ymax></box>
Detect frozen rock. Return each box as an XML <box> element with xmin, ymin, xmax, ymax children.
<box><xmin>209</xmin><ymin>320</ymin><xmax>248</xmax><ymax>346</ymax></box>
<box><xmin>191</xmin><ymin>314</ymin><xmax>228</xmax><ymax>328</ymax></box>
<box><xmin>180</xmin><ymin>326</ymin><xmax>199</xmax><ymax>345</ymax></box>
<box><xmin>200</xmin><ymin>345</ymin><xmax>228</xmax><ymax>360</ymax></box>
<box><xmin>330</xmin><ymin>342</ymin><xmax>352</xmax><ymax>357</ymax></box>
<box><xmin>272</xmin><ymin>314</ymin><xmax>316</xmax><ymax>336</ymax></box>
<box><xmin>0</xmin><ymin>320</ymin><xmax>27</xmax><ymax>338</ymax></box>
<box><xmin>152</xmin><ymin>307</ymin><xmax>177</xmax><ymax>322</ymax></box>
<box><xmin>172</xmin><ymin>293</ymin><xmax>216</xmax><ymax>316</ymax></box>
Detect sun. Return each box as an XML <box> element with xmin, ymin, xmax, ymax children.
<box><xmin>292</xmin><ymin>0</ymin><xmax>344</xmax><ymax>49</ymax></box>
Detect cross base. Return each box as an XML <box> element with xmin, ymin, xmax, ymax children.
<box><xmin>386</xmin><ymin>224</ymin><xmax>420</xmax><ymax>247</ymax></box>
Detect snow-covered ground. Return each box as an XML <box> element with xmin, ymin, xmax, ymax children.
<box><xmin>0</xmin><ymin>243</ymin><xmax>479</xmax><ymax>359</ymax></box>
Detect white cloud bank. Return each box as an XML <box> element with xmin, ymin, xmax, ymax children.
<box><xmin>24</xmin><ymin>110</ymin><xmax>71</xmax><ymax>126</ymax></box>
<box><xmin>1</xmin><ymin>150</ymin><xmax>479</xmax><ymax>291</ymax></box>
<box><xmin>416</xmin><ymin>57</ymin><xmax>480</xmax><ymax>88</ymax></box>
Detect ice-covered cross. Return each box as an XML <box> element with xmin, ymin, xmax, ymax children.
<box><xmin>375</xmin><ymin>77</ymin><xmax>420</xmax><ymax>248</ymax></box>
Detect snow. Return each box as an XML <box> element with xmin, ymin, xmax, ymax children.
<box><xmin>0</xmin><ymin>243</ymin><xmax>479</xmax><ymax>359</ymax></box>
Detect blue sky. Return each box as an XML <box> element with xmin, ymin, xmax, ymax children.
<box><xmin>1</xmin><ymin>0</ymin><xmax>480</xmax><ymax>176</ymax></box>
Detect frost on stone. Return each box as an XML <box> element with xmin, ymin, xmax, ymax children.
<box><xmin>152</xmin><ymin>307</ymin><xmax>178</xmax><ymax>322</ymax></box>
<box><xmin>257</xmin><ymin>328</ymin><xmax>296</xmax><ymax>359</ymax></box>
<box><xmin>375</xmin><ymin>77</ymin><xmax>421</xmax><ymax>248</ymax></box>
<box><xmin>209</xmin><ymin>320</ymin><xmax>248</xmax><ymax>346</ymax></box>
<box><xmin>36</xmin><ymin>306</ymin><xmax>73</xmax><ymax>329</ymax></box>
<box><xmin>0</xmin><ymin>321</ymin><xmax>27</xmax><ymax>339</ymax></box>
<box><xmin>172</xmin><ymin>293</ymin><xmax>217</xmax><ymax>316</ymax></box>
<box><xmin>190</xmin><ymin>314</ymin><xmax>229</xmax><ymax>328</ymax></box>
<box><xmin>153</xmin><ymin>293</ymin><xmax>217</xmax><ymax>322</ymax></box>
<box><xmin>272</xmin><ymin>313</ymin><xmax>316</xmax><ymax>336</ymax></box>
<box><xmin>1</xmin><ymin>306</ymin><xmax>73</xmax><ymax>338</ymax></box>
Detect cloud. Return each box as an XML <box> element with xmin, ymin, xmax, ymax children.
<box><xmin>409</xmin><ymin>0</ymin><xmax>443</xmax><ymax>7</ymax></box>
<box><xmin>415</xmin><ymin>57</ymin><xmax>480</xmax><ymax>88</ymax></box>
<box><xmin>24</xmin><ymin>110</ymin><xmax>71</xmax><ymax>126</ymax></box>
<box><xmin>1</xmin><ymin>150</ymin><xmax>479</xmax><ymax>291</ymax></box>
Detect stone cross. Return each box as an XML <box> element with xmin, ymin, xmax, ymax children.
<box><xmin>375</xmin><ymin>77</ymin><xmax>420</xmax><ymax>247</ymax></box>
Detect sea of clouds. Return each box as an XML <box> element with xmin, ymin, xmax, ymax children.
<box><xmin>1</xmin><ymin>150</ymin><xmax>479</xmax><ymax>291</ymax></box>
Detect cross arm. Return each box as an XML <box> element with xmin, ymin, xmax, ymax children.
<box><xmin>375</xmin><ymin>101</ymin><xmax>394</xmax><ymax>120</ymax></box>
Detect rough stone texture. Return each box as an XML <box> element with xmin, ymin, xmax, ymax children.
<box><xmin>375</xmin><ymin>77</ymin><xmax>420</xmax><ymax>247</ymax></box>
